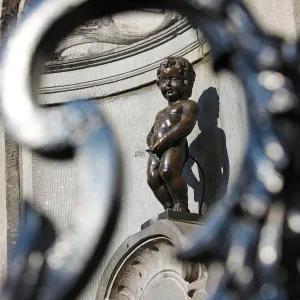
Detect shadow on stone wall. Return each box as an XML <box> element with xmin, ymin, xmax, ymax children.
<box><xmin>183</xmin><ymin>87</ymin><xmax>229</xmax><ymax>214</ymax></box>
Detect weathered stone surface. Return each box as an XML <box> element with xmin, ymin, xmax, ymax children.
<box><xmin>293</xmin><ymin>0</ymin><xmax>300</xmax><ymax>35</ymax></box>
<box><xmin>0</xmin><ymin>123</ymin><xmax>6</xmax><ymax>285</ymax></box>
<box><xmin>244</xmin><ymin>0</ymin><xmax>296</xmax><ymax>40</ymax></box>
<box><xmin>5</xmin><ymin>136</ymin><xmax>20</xmax><ymax>250</ymax></box>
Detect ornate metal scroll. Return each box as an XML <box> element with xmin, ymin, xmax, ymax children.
<box><xmin>179</xmin><ymin>2</ymin><xmax>300</xmax><ymax>299</ymax></box>
<box><xmin>0</xmin><ymin>1</ymin><xmax>123</xmax><ymax>299</ymax></box>
<box><xmin>1</xmin><ymin>0</ymin><xmax>300</xmax><ymax>299</ymax></box>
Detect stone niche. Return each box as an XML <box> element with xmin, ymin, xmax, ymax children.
<box><xmin>18</xmin><ymin>3</ymin><xmax>209</xmax><ymax>300</ymax></box>
<box><xmin>97</xmin><ymin>212</ymin><xmax>208</xmax><ymax>300</ymax></box>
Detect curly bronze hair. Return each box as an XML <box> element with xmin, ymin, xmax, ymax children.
<box><xmin>157</xmin><ymin>56</ymin><xmax>196</xmax><ymax>97</ymax></box>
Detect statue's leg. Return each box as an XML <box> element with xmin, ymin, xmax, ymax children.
<box><xmin>147</xmin><ymin>154</ymin><xmax>173</xmax><ymax>209</ymax></box>
<box><xmin>159</xmin><ymin>147</ymin><xmax>189</xmax><ymax>212</ymax></box>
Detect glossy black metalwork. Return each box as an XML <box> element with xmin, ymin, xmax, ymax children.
<box><xmin>1</xmin><ymin>0</ymin><xmax>300</xmax><ymax>299</ymax></box>
<box><xmin>0</xmin><ymin>2</ymin><xmax>123</xmax><ymax>299</ymax></box>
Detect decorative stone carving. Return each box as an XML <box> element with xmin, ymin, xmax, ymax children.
<box><xmin>19</xmin><ymin>2</ymin><xmax>183</xmax><ymax>60</ymax></box>
<box><xmin>110</xmin><ymin>238</ymin><xmax>192</xmax><ymax>299</ymax></box>
<box><xmin>33</xmin><ymin>7</ymin><xmax>209</xmax><ymax>105</ymax></box>
<box><xmin>55</xmin><ymin>10</ymin><xmax>181</xmax><ymax>59</ymax></box>
<box><xmin>97</xmin><ymin>213</ymin><xmax>208</xmax><ymax>300</ymax></box>
<box><xmin>38</xmin><ymin>21</ymin><xmax>207</xmax><ymax>105</ymax></box>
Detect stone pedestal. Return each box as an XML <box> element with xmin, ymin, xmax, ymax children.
<box><xmin>96</xmin><ymin>213</ymin><xmax>207</xmax><ymax>300</ymax></box>
<box><xmin>141</xmin><ymin>209</ymin><xmax>205</xmax><ymax>230</ymax></box>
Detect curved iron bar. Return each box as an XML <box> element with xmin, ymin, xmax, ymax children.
<box><xmin>0</xmin><ymin>0</ymin><xmax>300</xmax><ymax>299</ymax></box>
<box><xmin>181</xmin><ymin>1</ymin><xmax>300</xmax><ymax>299</ymax></box>
<box><xmin>0</xmin><ymin>1</ymin><xmax>125</xmax><ymax>299</ymax></box>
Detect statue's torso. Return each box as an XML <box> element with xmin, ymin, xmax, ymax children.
<box><xmin>151</xmin><ymin>101</ymin><xmax>187</xmax><ymax>148</ymax></box>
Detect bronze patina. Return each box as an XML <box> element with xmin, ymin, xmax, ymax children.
<box><xmin>146</xmin><ymin>56</ymin><xmax>198</xmax><ymax>212</ymax></box>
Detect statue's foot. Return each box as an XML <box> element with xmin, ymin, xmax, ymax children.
<box><xmin>173</xmin><ymin>203</ymin><xmax>190</xmax><ymax>212</ymax></box>
<box><xmin>164</xmin><ymin>202</ymin><xmax>173</xmax><ymax>210</ymax></box>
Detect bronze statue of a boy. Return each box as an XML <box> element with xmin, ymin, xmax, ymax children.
<box><xmin>146</xmin><ymin>56</ymin><xmax>198</xmax><ymax>212</ymax></box>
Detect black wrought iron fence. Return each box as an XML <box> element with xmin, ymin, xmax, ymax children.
<box><xmin>1</xmin><ymin>0</ymin><xmax>300</xmax><ymax>299</ymax></box>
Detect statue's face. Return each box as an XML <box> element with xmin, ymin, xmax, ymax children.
<box><xmin>158</xmin><ymin>66</ymin><xmax>188</xmax><ymax>102</ymax></box>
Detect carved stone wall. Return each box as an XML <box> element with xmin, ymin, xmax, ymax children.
<box><xmin>0</xmin><ymin>124</ymin><xmax>6</xmax><ymax>284</ymax></box>
<box><xmin>0</xmin><ymin>0</ymin><xmax>24</xmax><ymax>285</ymax></box>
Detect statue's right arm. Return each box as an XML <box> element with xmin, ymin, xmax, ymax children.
<box><xmin>147</xmin><ymin>110</ymin><xmax>162</xmax><ymax>147</ymax></box>
<box><xmin>147</xmin><ymin>125</ymin><xmax>154</xmax><ymax>147</ymax></box>
<box><xmin>153</xmin><ymin>101</ymin><xmax>198</xmax><ymax>152</ymax></box>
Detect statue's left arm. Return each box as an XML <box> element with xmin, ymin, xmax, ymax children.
<box><xmin>153</xmin><ymin>101</ymin><xmax>198</xmax><ymax>153</ymax></box>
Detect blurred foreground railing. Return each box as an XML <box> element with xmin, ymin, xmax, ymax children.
<box><xmin>1</xmin><ymin>0</ymin><xmax>300</xmax><ymax>299</ymax></box>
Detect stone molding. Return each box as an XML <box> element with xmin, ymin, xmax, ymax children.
<box><xmin>52</xmin><ymin>10</ymin><xmax>183</xmax><ymax>63</ymax></box>
<box><xmin>45</xmin><ymin>17</ymin><xmax>191</xmax><ymax>72</ymax></box>
<box><xmin>38</xmin><ymin>16</ymin><xmax>208</xmax><ymax>105</ymax></box>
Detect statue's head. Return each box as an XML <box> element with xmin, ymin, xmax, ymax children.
<box><xmin>157</xmin><ymin>56</ymin><xmax>196</xmax><ymax>102</ymax></box>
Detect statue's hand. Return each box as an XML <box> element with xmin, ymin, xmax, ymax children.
<box><xmin>152</xmin><ymin>137</ymin><xmax>166</xmax><ymax>153</ymax></box>
<box><xmin>146</xmin><ymin>147</ymin><xmax>154</xmax><ymax>154</ymax></box>
<box><xmin>146</xmin><ymin>145</ymin><xmax>157</xmax><ymax>154</ymax></box>
<box><xmin>146</xmin><ymin>145</ymin><xmax>159</xmax><ymax>154</ymax></box>
<box><xmin>146</xmin><ymin>137</ymin><xmax>167</xmax><ymax>154</ymax></box>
